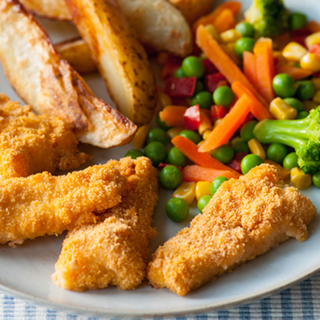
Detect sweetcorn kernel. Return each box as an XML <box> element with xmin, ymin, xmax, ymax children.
<box><xmin>248</xmin><ymin>138</ymin><xmax>266</xmax><ymax>160</ymax></box>
<box><xmin>290</xmin><ymin>167</ymin><xmax>312</xmax><ymax>189</ymax></box>
<box><xmin>173</xmin><ymin>182</ymin><xmax>196</xmax><ymax>205</ymax></box>
<box><xmin>282</xmin><ymin>42</ymin><xmax>308</xmax><ymax>62</ymax></box>
<box><xmin>195</xmin><ymin>181</ymin><xmax>212</xmax><ymax>201</ymax></box>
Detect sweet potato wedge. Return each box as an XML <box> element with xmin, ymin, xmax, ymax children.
<box><xmin>21</xmin><ymin>0</ymin><xmax>192</xmax><ymax>57</ymax></box>
<box><xmin>65</xmin><ymin>0</ymin><xmax>157</xmax><ymax>125</ymax></box>
<box><xmin>0</xmin><ymin>0</ymin><xmax>136</xmax><ymax>148</ymax></box>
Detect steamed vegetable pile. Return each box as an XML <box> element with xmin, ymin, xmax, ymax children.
<box><xmin>125</xmin><ymin>0</ymin><xmax>320</xmax><ymax>222</ymax></box>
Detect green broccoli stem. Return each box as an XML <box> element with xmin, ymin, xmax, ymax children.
<box><xmin>253</xmin><ymin>118</ymin><xmax>309</xmax><ymax>149</ymax></box>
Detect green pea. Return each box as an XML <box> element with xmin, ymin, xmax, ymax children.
<box><xmin>283</xmin><ymin>98</ymin><xmax>305</xmax><ymax>112</ymax></box>
<box><xmin>213</xmin><ymin>86</ymin><xmax>235</xmax><ymax>107</ymax></box>
<box><xmin>295</xmin><ymin>80</ymin><xmax>316</xmax><ymax>101</ymax></box>
<box><xmin>174</xmin><ymin>67</ymin><xmax>186</xmax><ymax>78</ymax></box>
<box><xmin>181</xmin><ymin>56</ymin><xmax>205</xmax><ymax>78</ymax></box>
<box><xmin>235</xmin><ymin>22</ymin><xmax>255</xmax><ymax>37</ymax></box>
<box><xmin>312</xmin><ymin>171</ymin><xmax>320</xmax><ymax>188</ymax></box>
<box><xmin>197</xmin><ymin>195</ymin><xmax>212</xmax><ymax>213</ymax></box>
<box><xmin>297</xmin><ymin>110</ymin><xmax>309</xmax><ymax>119</ymax></box>
<box><xmin>210</xmin><ymin>176</ymin><xmax>228</xmax><ymax>196</ymax></box>
<box><xmin>166</xmin><ymin>198</ymin><xmax>189</xmax><ymax>222</ymax></box>
<box><xmin>288</xmin><ymin>12</ymin><xmax>308</xmax><ymax>31</ymax></box>
<box><xmin>147</xmin><ymin>127</ymin><xmax>168</xmax><ymax>145</ymax></box>
<box><xmin>272</xmin><ymin>74</ymin><xmax>297</xmax><ymax>98</ymax></box>
<box><xmin>283</xmin><ymin>152</ymin><xmax>298</xmax><ymax>170</ymax></box>
<box><xmin>240</xmin><ymin>120</ymin><xmax>258</xmax><ymax>142</ymax></box>
<box><xmin>212</xmin><ymin>145</ymin><xmax>234</xmax><ymax>164</ymax></box>
<box><xmin>234</xmin><ymin>37</ymin><xmax>255</xmax><ymax>58</ymax></box>
<box><xmin>168</xmin><ymin>147</ymin><xmax>188</xmax><ymax>167</ymax></box>
<box><xmin>179</xmin><ymin>130</ymin><xmax>202</xmax><ymax>144</ymax></box>
<box><xmin>144</xmin><ymin>141</ymin><xmax>167</xmax><ymax>167</ymax></box>
<box><xmin>192</xmin><ymin>91</ymin><xmax>213</xmax><ymax>109</ymax></box>
<box><xmin>156</xmin><ymin>113</ymin><xmax>172</xmax><ymax>130</ymax></box>
<box><xmin>159</xmin><ymin>165</ymin><xmax>183</xmax><ymax>189</ymax></box>
<box><xmin>266</xmin><ymin>143</ymin><xmax>289</xmax><ymax>164</ymax></box>
<box><xmin>125</xmin><ymin>149</ymin><xmax>144</xmax><ymax>159</ymax></box>
<box><xmin>241</xmin><ymin>154</ymin><xmax>264</xmax><ymax>174</ymax></box>
<box><xmin>194</xmin><ymin>80</ymin><xmax>205</xmax><ymax>95</ymax></box>
<box><xmin>231</xmin><ymin>137</ymin><xmax>250</xmax><ymax>153</ymax></box>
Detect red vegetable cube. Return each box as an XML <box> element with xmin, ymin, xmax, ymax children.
<box><xmin>184</xmin><ymin>105</ymin><xmax>201</xmax><ymax>130</ymax></box>
<box><xmin>164</xmin><ymin>77</ymin><xmax>197</xmax><ymax>98</ymax></box>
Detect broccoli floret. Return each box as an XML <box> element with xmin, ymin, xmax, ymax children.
<box><xmin>253</xmin><ymin>107</ymin><xmax>320</xmax><ymax>174</ymax></box>
<box><xmin>244</xmin><ymin>0</ymin><xmax>289</xmax><ymax>38</ymax></box>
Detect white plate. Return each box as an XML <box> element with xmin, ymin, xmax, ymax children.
<box><xmin>0</xmin><ymin>0</ymin><xmax>320</xmax><ymax>318</ymax></box>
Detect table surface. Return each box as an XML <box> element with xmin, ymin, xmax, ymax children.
<box><xmin>1</xmin><ymin>271</ymin><xmax>319</xmax><ymax>320</ymax></box>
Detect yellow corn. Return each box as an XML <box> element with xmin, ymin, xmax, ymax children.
<box><xmin>132</xmin><ymin>124</ymin><xmax>150</xmax><ymax>149</ymax></box>
<box><xmin>305</xmin><ymin>31</ymin><xmax>320</xmax><ymax>48</ymax></box>
<box><xmin>205</xmin><ymin>24</ymin><xmax>220</xmax><ymax>42</ymax></box>
<box><xmin>198</xmin><ymin>112</ymin><xmax>213</xmax><ymax>135</ymax></box>
<box><xmin>269</xmin><ymin>97</ymin><xmax>298</xmax><ymax>120</ymax></box>
<box><xmin>313</xmin><ymin>90</ymin><xmax>320</xmax><ymax>104</ymax></box>
<box><xmin>303</xmin><ymin>100</ymin><xmax>318</xmax><ymax>111</ymax></box>
<box><xmin>248</xmin><ymin>138</ymin><xmax>266</xmax><ymax>160</ymax></box>
<box><xmin>220</xmin><ymin>29</ymin><xmax>242</xmax><ymax>43</ymax></box>
<box><xmin>290</xmin><ymin>167</ymin><xmax>312</xmax><ymax>189</ymax></box>
<box><xmin>213</xmin><ymin>118</ymin><xmax>223</xmax><ymax>129</ymax></box>
<box><xmin>282</xmin><ymin>42</ymin><xmax>308</xmax><ymax>62</ymax></box>
<box><xmin>311</xmin><ymin>77</ymin><xmax>320</xmax><ymax>90</ymax></box>
<box><xmin>167</xmin><ymin>127</ymin><xmax>183</xmax><ymax>140</ymax></box>
<box><xmin>202</xmin><ymin>129</ymin><xmax>212</xmax><ymax>140</ymax></box>
<box><xmin>264</xmin><ymin>160</ymin><xmax>290</xmax><ymax>181</ymax></box>
<box><xmin>300</xmin><ymin>53</ymin><xmax>320</xmax><ymax>72</ymax></box>
<box><xmin>195</xmin><ymin>181</ymin><xmax>212</xmax><ymax>201</ymax></box>
<box><xmin>173</xmin><ymin>182</ymin><xmax>196</xmax><ymax>205</ymax></box>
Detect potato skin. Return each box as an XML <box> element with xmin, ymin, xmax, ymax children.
<box><xmin>65</xmin><ymin>0</ymin><xmax>157</xmax><ymax>125</ymax></box>
<box><xmin>169</xmin><ymin>0</ymin><xmax>215</xmax><ymax>24</ymax></box>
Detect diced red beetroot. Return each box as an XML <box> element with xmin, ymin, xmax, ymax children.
<box><xmin>205</xmin><ymin>72</ymin><xmax>226</xmax><ymax>93</ymax></box>
<box><xmin>211</xmin><ymin>105</ymin><xmax>228</xmax><ymax>120</ymax></box>
<box><xmin>164</xmin><ymin>77</ymin><xmax>197</xmax><ymax>98</ymax></box>
<box><xmin>171</xmin><ymin>97</ymin><xmax>190</xmax><ymax>107</ymax></box>
<box><xmin>292</xmin><ymin>28</ymin><xmax>312</xmax><ymax>37</ymax></box>
<box><xmin>309</xmin><ymin>44</ymin><xmax>320</xmax><ymax>59</ymax></box>
<box><xmin>184</xmin><ymin>105</ymin><xmax>201</xmax><ymax>130</ymax></box>
<box><xmin>313</xmin><ymin>72</ymin><xmax>320</xmax><ymax>78</ymax></box>
<box><xmin>292</xmin><ymin>35</ymin><xmax>308</xmax><ymax>48</ymax></box>
<box><xmin>227</xmin><ymin>152</ymin><xmax>248</xmax><ymax>173</ymax></box>
<box><xmin>160</xmin><ymin>55</ymin><xmax>182</xmax><ymax>79</ymax></box>
<box><xmin>202</xmin><ymin>59</ymin><xmax>218</xmax><ymax>75</ymax></box>
<box><xmin>273</xmin><ymin>56</ymin><xmax>280</xmax><ymax>66</ymax></box>
<box><xmin>158</xmin><ymin>163</ymin><xmax>182</xmax><ymax>170</ymax></box>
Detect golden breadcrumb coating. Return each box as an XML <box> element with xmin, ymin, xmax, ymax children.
<box><xmin>52</xmin><ymin>157</ymin><xmax>158</xmax><ymax>291</ymax></box>
<box><xmin>0</xmin><ymin>159</ymin><xmax>127</xmax><ymax>246</ymax></box>
<box><xmin>0</xmin><ymin>93</ymin><xmax>90</xmax><ymax>178</ymax></box>
<box><xmin>147</xmin><ymin>164</ymin><xmax>317</xmax><ymax>296</ymax></box>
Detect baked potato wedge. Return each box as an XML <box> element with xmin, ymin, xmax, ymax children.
<box><xmin>65</xmin><ymin>0</ymin><xmax>157</xmax><ymax>125</ymax></box>
<box><xmin>21</xmin><ymin>0</ymin><xmax>192</xmax><ymax>57</ymax></box>
<box><xmin>168</xmin><ymin>0</ymin><xmax>215</xmax><ymax>24</ymax></box>
<box><xmin>56</xmin><ymin>38</ymin><xmax>97</xmax><ymax>74</ymax></box>
<box><xmin>0</xmin><ymin>0</ymin><xmax>136</xmax><ymax>148</ymax></box>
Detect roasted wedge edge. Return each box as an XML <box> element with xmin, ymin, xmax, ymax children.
<box><xmin>65</xmin><ymin>0</ymin><xmax>157</xmax><ymax>125</ymax></box>
<box><xmin>0</xmin><ymin>0</ymin><xmax>136</xmax><ymax>148</ymax></box>
<box><xmin>21</xmin><ymin>0</ymin><xmax>192</xmax><ymax>57</ymax></box>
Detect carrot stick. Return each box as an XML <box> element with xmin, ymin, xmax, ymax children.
<box><xmin>198</xmin><ymin>94</ymin><xmax>251</xmax><ymax>153</ymax></box>
<box><xmin>231</xmin><ymin>81</ymin><xmax>273</xmax><ymax>121</ymax></box>
<box><xmin>307</xmin><ymin>20</ymin><xmax>320</xmax><ymax>33</ymax></box>
<box><xmin>243</xmin><ymin>51</ymin><xmax>257</xmax><ymax>84</ymax></box>
<box><xmin>196</xmin><ymin>25</ymin><xmax>269</xmax><ymax>109</ymax></box>
<box><xmin>254</xmin><ymin>38</ymin><xmax>275</xmax><ymax>103</ymax></box>
<box><xmin>171</xmin><ymin>135</ymin><xmax>240</xmax><ymax>177</ymax></box>
<box><xmin>275</xmin><ymin>63</ymin><xmax>313</xmax><ymax>80</ymax></box>
<box><xmin>182</xmin><ymin>165</ymin><xmax>240</xmax><ymax>182</ymax></box>
<box><xmin>193</xmin><ymin>1</ymin><xmax>242</xmax><ymax>31</ymax></box>
<box><xmin>213</xmin><ymin>9</ymin><xmax>235</xmax><ymax>33</ymax></box>
<box><xmin>159</xmin><ymin>106</ymin><xmax>187</xmax><ymax>127</ymax></box>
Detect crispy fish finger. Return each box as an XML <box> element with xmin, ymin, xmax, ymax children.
<box><xmin>0</xmin><ymin>160</ymin><xmax>127</xmax><ymax>246</ymax></box>
<box><xmin>0</xmin><ymin>0</ymin><xmax>136</xmax><ymax>148</ymax></box>
<box><xmin>0</xmin><ymin>93</ymin><xmax>90</xmax><ymax>178</ymax></box>
<box><xmin>52</xmin><ymin>157</ymin><xmax>159</xmax><ymax>291</ymax></box>
<box><xmin>147</xmin><ymin>164</ymin><xmax>317</xmax><ymax>296</ymax></box>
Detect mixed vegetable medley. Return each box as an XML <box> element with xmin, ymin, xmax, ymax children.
<box><xmin>125</xmin><ymin>0</ymin><xmax>320</xmax><ymax>222</ymax></box>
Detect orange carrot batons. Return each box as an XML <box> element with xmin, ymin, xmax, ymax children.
<box><xmin>195</xmin><ymin>25</ymin><xmax>269</xmax><ymax>109</ymax></box>
<box><xmin>198</xmin><ymin>94</ymin><xmax>252</xmax><ymax>153</ymax></box>
<box><xmin>159</xmin><ymin>106</ymin><xmax>187</xmax><ymax>128</ymax></box>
